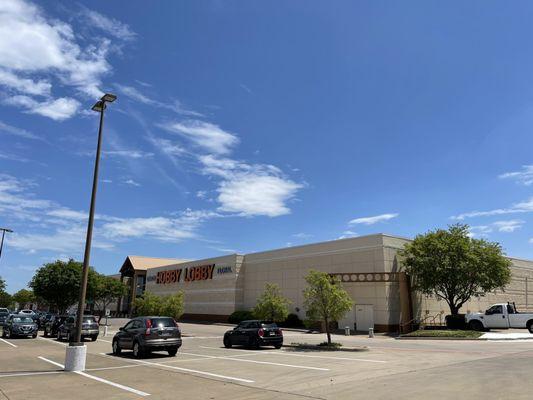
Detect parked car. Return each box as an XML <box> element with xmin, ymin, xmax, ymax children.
<box><xmin>2</xmin><ymin>314</ymin><xmax>38</xmax><ymax>338</ymax></box>
<box><xmin>43</xmin><ymin>315</ymin><xmax>67</xmax><ymax>337</ymax></box>
<box><xmin>38</xmin><ymin>313</ymin><xmax>53</xmax><ymax>329</ymax></box>
<box><xmin>57</xmin><ymin>315</ymin><xmax>99</xmax><ymax>342</ymax></box>
<box><xmin>466</xmin><ymin>302</ymin><xmax>533</xmax><ymax>333</ymax></box>
<box><xmin>224</xmin><ymin>320</ymin><xmax>283</xmax><ymax>349</ymax></box>
<box><xmin>0</xmin><ymin>308</ymin><xmax>9</xmax><ymax>326</ymax></box>
<box><xmin>112</xmin><ymin>316</ymin><xmax>182</xmax><ymax>358</ymax></box>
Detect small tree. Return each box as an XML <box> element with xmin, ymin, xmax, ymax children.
<box><xmin>160</xmin><ymin>291</ymin><xmax>185</xmax><ymax>320</ymax></box>
<box><xmin>12</xmin><ymin>289</ymin><xmax>35</xmax><ymax>309</ymax></box>
<box><xmin>92</xmin><ymin>274</ymin><xmax>128</xmax><ymax>322</ymax></box>
<box><xmin>134</xmin><ymin>291</ymin><xmax>163</xmax><ymax>316</ymax></box>
<box><xmin>399</xmin><ymin>224</ymin><xmax>512</xmax><ymax>315</ymax></box>
<box><xmin>0</xmin><ymin>276</ymin><xmax>6</xmax><ymax>293</ymax></box>
<box><xmin>253</xmin><ymin>283</ymin><xmax>291</xmax><ymax>322</ymax></box>
<box><xmin>303</xmin><ymin>270</ymin><xmax>353</xmax><ymax>345</ymax></box>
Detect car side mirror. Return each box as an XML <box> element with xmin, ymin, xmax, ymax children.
<box><xmin>485</xmin><ymin>311</ymin><xmax>491</xmax><ymax>315</ymax></box>
<box><xmin>119</xmin><ymin>327</ymin><xmax>125</xmax><ymax>331</ymax></box>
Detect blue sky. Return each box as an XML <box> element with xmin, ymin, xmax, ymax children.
<box><xmin>0</xmin><ymin>0</ymin><xmax>532</xmax><ymax>292</ymax></box>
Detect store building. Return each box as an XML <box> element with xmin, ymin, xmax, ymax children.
<box><xmin>117</xmin><ymin>234</ymin><xmax>533</xmax><ymax>332</ymax></box>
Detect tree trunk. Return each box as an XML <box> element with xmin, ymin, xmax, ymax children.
<box><xmin>448</xmin><ymin>303</ymin><xmax>460</xmax><ymax>315</ymax></box>
<box><xmin>325</xmin><ymin>316</ymin><xmax>331</xmax><ymax>345</ymax></box>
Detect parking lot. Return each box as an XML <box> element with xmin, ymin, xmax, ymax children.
<box><xmin>1</xmin><ymin>322</ymin><xmax>533</xmax><ymax>399</ymax></box>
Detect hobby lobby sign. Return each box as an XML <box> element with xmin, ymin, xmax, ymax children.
<box><xmin>154</xmin><ymin>264</ymin><xmax>216</xmax><ymax>284</ymax></box>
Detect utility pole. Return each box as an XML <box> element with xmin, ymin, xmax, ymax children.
<box><xmin>0</xmin><ymin>228</ymin><xmax>13</xmax><ymax>262</ymax></box>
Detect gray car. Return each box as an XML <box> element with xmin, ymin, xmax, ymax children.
<box><xmin>0</xmin><ymin>308</ymin><xmax>9</xmax><ymax>326</ymax></box>
<box><xmin>2</xmin><ymin>314</ymin><xmax>38</xmax><ymax>338</ymax></box>
<box><xmin>112</xmin><ymin>316</ymin><xmax>182</xmax><ymax>358</ymax></box>
<box><xmin>57</xmin><ymin>315</ymin><xmax>99</xmax><ymax>342</ymax></box>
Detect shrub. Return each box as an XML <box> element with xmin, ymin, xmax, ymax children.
<box><xmin>228</xmin><ymin>310</ymin><xmax>255</xmax><ymax>324</ymax></box>
<box><xmin>445</xmin><ymin>314</ymin><xmax>466</xmax><ymax>330</ymax></box>
<box><xmin>280</xmin><ymin>313</ymin><xmax>304</xmax><ymax>328</ymax></box>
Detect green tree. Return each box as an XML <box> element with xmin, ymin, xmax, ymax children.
<box><xmin>29</xmin><ymin>259</ymin><xmax>99</xmax><ymax>314</ymax></box>
<box><xmin>398</xmin><ymin>224</ymin><xmax>512</xmax><ymax>315</ymax></box>
<box><xmin>0</xmin><ymin>276</ymin><xmax>6</xmax><ymax>293</ymax></box>
<box><xmin>0</xmin><ymin>291</ymin><xmax>13</xmax><ymax>308</ymax></box>
<box><xmin>12</xmin><ymin>289</ymin><xmax>35</xmax><ymax>308</ymax></box>
<box><xmin>253</xmin><ymin>283</ymin><xmax>291</xmax><ymax>322</ymax></box>
<box><xmin>160</xmin><ymin>291</ymin><xmax>185</xmax><ymax>320</ymax></box>
<box><xmin>133</xmin><ymin>291</ymin><xmax>163</xmax><ymax>316</ymax></box>
<box><xmin>92</xmin><ymin>274</ymin><xmax>128</xmax><ymax>322</ymax></box>
<box><xmin>303</xmin><ymin>270</ymin><xmax>353</xmax><ymax>345</ymax></box>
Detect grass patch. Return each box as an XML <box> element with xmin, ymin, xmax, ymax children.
<box><xmin>403</xmin><ymin>330</ymin><xmax>482</xmax><ymax>339</ymax></box>
<box><xmin>318</xmin><ymin>341</ymin><xmax>342</xmax><ymax>348</ymax></box>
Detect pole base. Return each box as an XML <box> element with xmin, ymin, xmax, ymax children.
<box><xmin>65</xmin><ymin>344</ymin><xmax>87</xmax><ymax>371</ymax></box>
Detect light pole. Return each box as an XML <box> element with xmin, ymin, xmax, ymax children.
<box><xmin>65</xmin><ymin>93</ymin><xmax>116</xmax><ymax>372</ymax></box>
<box><xmin>0</xmin><ymin>228</ymin><xmax>13</xmax><ymax>262</ymax></box>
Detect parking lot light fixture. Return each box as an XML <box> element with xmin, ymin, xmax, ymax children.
<box><xmin>65</xmin><ymin>93</ymin><xmax>116</xmax><ymax>372</ymax></box>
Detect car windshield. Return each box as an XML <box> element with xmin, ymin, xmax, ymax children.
<box><xmin>0</xmin><ymin>311</ymin><xmax>8</xmax><ymax>315</ymax></box>
<box><xmin>13</xmin><ymin>317</ymin><xmax>34</xmax><ymax>323</ymax></box>
<box><xmin>83</xmin><ymin>317</ymin><xmax>96</xmax><ymax>323</ymax></box>
<box><xmin>150</xmin><ymin>318</ymin><xmax>176</xmax><ymax>328</ymax></box>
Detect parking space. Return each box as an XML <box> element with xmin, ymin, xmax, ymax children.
<box><xmin>1</xmin><ymin>323</ymin><xmax>533</xmax><ymax>399</ymax></box>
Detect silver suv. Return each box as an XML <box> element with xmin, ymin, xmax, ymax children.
<box><xmin>57</xmin><ymin>315</ymin><xmax>99</xmax><ymax>342</ymax></box>
<box><xmin>112</xmin><ymin>316</ymin><xmax>182</xmax><ymax>358</ymax></box>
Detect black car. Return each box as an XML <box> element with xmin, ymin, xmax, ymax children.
<box><xmin>0</xmin><ymin>308</ymin><xmax>9</xmax><ymax>326</ymax></box>
<box><xmin>38</xmin><ymin>313</ymin><xmax>53</xmax><ymax>329</ymax></box>
<box><xmin>2</xmin><ymin>314</ymin><xmax>38</xmax><ymax>338</ymax></box>
<box><xmin>112</xmin><ymin>316</ymin><xmax>182</xmax><ymax>358</ymax></box>
<box><xmin>224</xmin><ymin>320</ymin><xmax>283</xmax><ymax>349</ymax></box>
<box><xmin>57</xmin><ymin>315</ymin><xmax>99</xmax><ymax>342</ymax></box>
<box><xmin>43</xmin><ymin>315</ymin><xmax>68</xmax><ymax>337</ymax></box>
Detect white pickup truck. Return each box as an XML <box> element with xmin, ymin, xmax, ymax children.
<box><xmin>466</xmin><ymin>303</ymin><xmax>533</xmax><ymax>333</ymax></box>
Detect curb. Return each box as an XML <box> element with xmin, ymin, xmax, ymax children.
<box><xmin>283</xmin><ymin>343</ymin><xmax>368</xmax><ymax>352</ymax></box>
<box><xmin>396</xmin><ymin>336</ymin><xmax>481</xmax><ymax>341</ymax></box>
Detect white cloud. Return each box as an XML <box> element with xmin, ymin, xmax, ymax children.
<box><xmin>349</xmin><ymin>213</ymin><xmax>399</xmax><ymax>225</ymax></box>
<box><xmin>499</xmin><ymin>165</ymin><xmax>533</xmax><ymax>186</ymax></box>
<box><xmin>81</xmin><ymin>8</ymin><xmax>136</xmax><ymax>41</ymax></box>
<box><xmin>124</xmin><ymin>179</ymin><xmax>140</xmax><ymax>187</ymax></box>
<box><xmin>159</xmin><ymin>120</ymin><xmax>239</xmax><ymax>155</ymax></box>
<box><xmin>46</xmin><ymin>208</ymin><xmax>87</xmax><ymax>221</ymax></box>
<box><xmin>452</xmin><ymin>198</ymin><xmax>533</xmax><ymax>220</ymax></box>
<box><xmin>529</xmin><ymin>238</ymin><xmax>533</xmax><ymax>244</ymax></box>
<box><xmin>103</xmin><ymin>150</ymin><xmax>154</xmax><ymax>159</ymax></box>
<box><xmin>115</xmin><ymin>84</ymin><xmax>203</xmax><ymax>117</ymax></box>
<box><xmin>0</xmin><ymin>68</ymin><xmax>51</xmax><ymax>95</ymax></box>
<box><xmin>0</xmin><ymin>120</ymin><xmax>39</xmax><ymax>139</ymax></box>
<box><xmin>4</xmin><ymin>95</ymin><xmax>80</xmax><ymax>120</ymax></box>
<box><xmin>492</xmin><ymin>220</ymin><xmax>524</xmax><ymax>233</ymax></box>
<box><xmin>198</xmin><ymin>155</ymin><xmax>303</xmax><ymax>217</ymax></box>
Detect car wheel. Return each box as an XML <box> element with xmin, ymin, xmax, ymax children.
<box><xmin>1</xmin><ymin>329</ymin><xmax>5</xmax><ymax>338</ymax></box>
<box><xmin>274</xmin><ymin>344</ymin><xmax>282</xmax><ymax>349</ymax></box>
<box><xmin>4</xmin><ymin>329</ymin><xmax>10</xmax><ymax>339</ymax></box>
<box><xmin>133</xmin><ymin>342</ymin><xmax>144</xmax><ymax>359</ymax></box>
<box><xmin>112</xmin><ymin>340</ymin><xmax>122</xmax><ymax>355</ymax></box>
<box><xmin>32</xmin><ymin>333</ymin><xmax>37</xmax><ymax>339</ymax></box>
<box><xmin>43</xmin><ymin>329</ymin><xmax>48</xmax><ymax>338</ymax></box>
<box><xmin>223</xmin><ymin>337</ymin><xmax>232</xmax><ymax>348</ymax></box>
<box><xmin>91</xmin><ymin>335</ymin><xmax>98</xmax><ymax>342</ymax></box>
<box><xmin>249</xmin><ymin>337</ymin><xmax>260</xmax><ymax>349</ymax></box>
<box><xmin>167</xmin><ymin>347</ymin><xmax>178</xmax><ymax>357</ymax></box>
<box><xmin>468</xmin><ymin>320</ymin><xmax>484</xmax><ymax>332</ymax></box>
<box><xmin>527</xmin><ymin>321</ymin><xmax>533</xmax><ymax>334</ymax></box>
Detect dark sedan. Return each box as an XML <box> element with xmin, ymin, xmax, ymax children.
<box><xmin>2</xmin><ymin>314</ymin><xmax>38</xmax><ymax>338</ymax></box>
<box><xmin>0</xmin><ymin>308</ymin><xmax>9</xmax><ymax>326</ymax></box>
<box><xmin>43</xmin><ymin>315</ymin><xmax>68</xmax><ymax>338</ymax></box>
<box><xmin>224</xmin><ymin>320</ymin><xmax>283</xmax><ymax>349</ymax></box>
<box><xmin>57</xmin><ymin>315</ymin><xmax>99</xmax><ymax>342</ymax></box>
<box><xmin>112</xmin><ymin>316</ymin><xmax>182</xmax><ymax>358</ymax></box>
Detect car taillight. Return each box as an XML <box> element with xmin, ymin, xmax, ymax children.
<box><xmin>258</xmin><ymin>328</ymin><xmax>264</xmax><ymax>337</ymax></box>
<box><xmin>276</xmin><ymin>329</ymin><xmax>282</xmax><ymax>335</ymax></box>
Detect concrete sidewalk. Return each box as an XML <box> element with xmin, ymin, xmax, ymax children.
<box><xmin>480</xmin><ymin>332</ymin><xmax>533</xmax><ymax>340</ymax></box>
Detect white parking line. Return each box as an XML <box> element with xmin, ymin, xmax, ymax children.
<box><xmin>38</xmin><ymin>336</ymin><xmax>66</xmax><ymax>346</ymax></box>
<box><xmin>182</xmin><ymin>336</ymin><xmax>223</xmax><ymax>340</ymax></box>
<box><xmin>169</xmin><ymin>350</ymin><xmax>329</xmax><ymax>371</ymax></box>
<box><xmin>98</xmin><ymin>353</ymin><xmax>254</xmax><ymax>384</ymax></box>
<box><xmin>98</xmin><ymin>339</ymin><xmax>113</xmax><ymax>343</ymax></box>
<box><xmin>0</xmin><ymin>371</ymin><xmax>64</xmax><ymax>378</ymax></box>
<box><xmin>38</xmin><ymin>357</ymin><xmax>150</xmax><ymax>397</ymax></box>
<box><xmin>0</xmin><ymin>338</ymin><xmax>17</xmax><ymax>348</ymax></box>
<box><xmin>199</xmin><ymin>345</ymin><xmax>387</xmax><ymax>363</ymax></box>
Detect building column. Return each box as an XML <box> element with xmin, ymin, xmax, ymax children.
<box><xmin>399</xmin><ymin>272</ymin><xmax>413</xmax><ymax>331</ymax></box>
